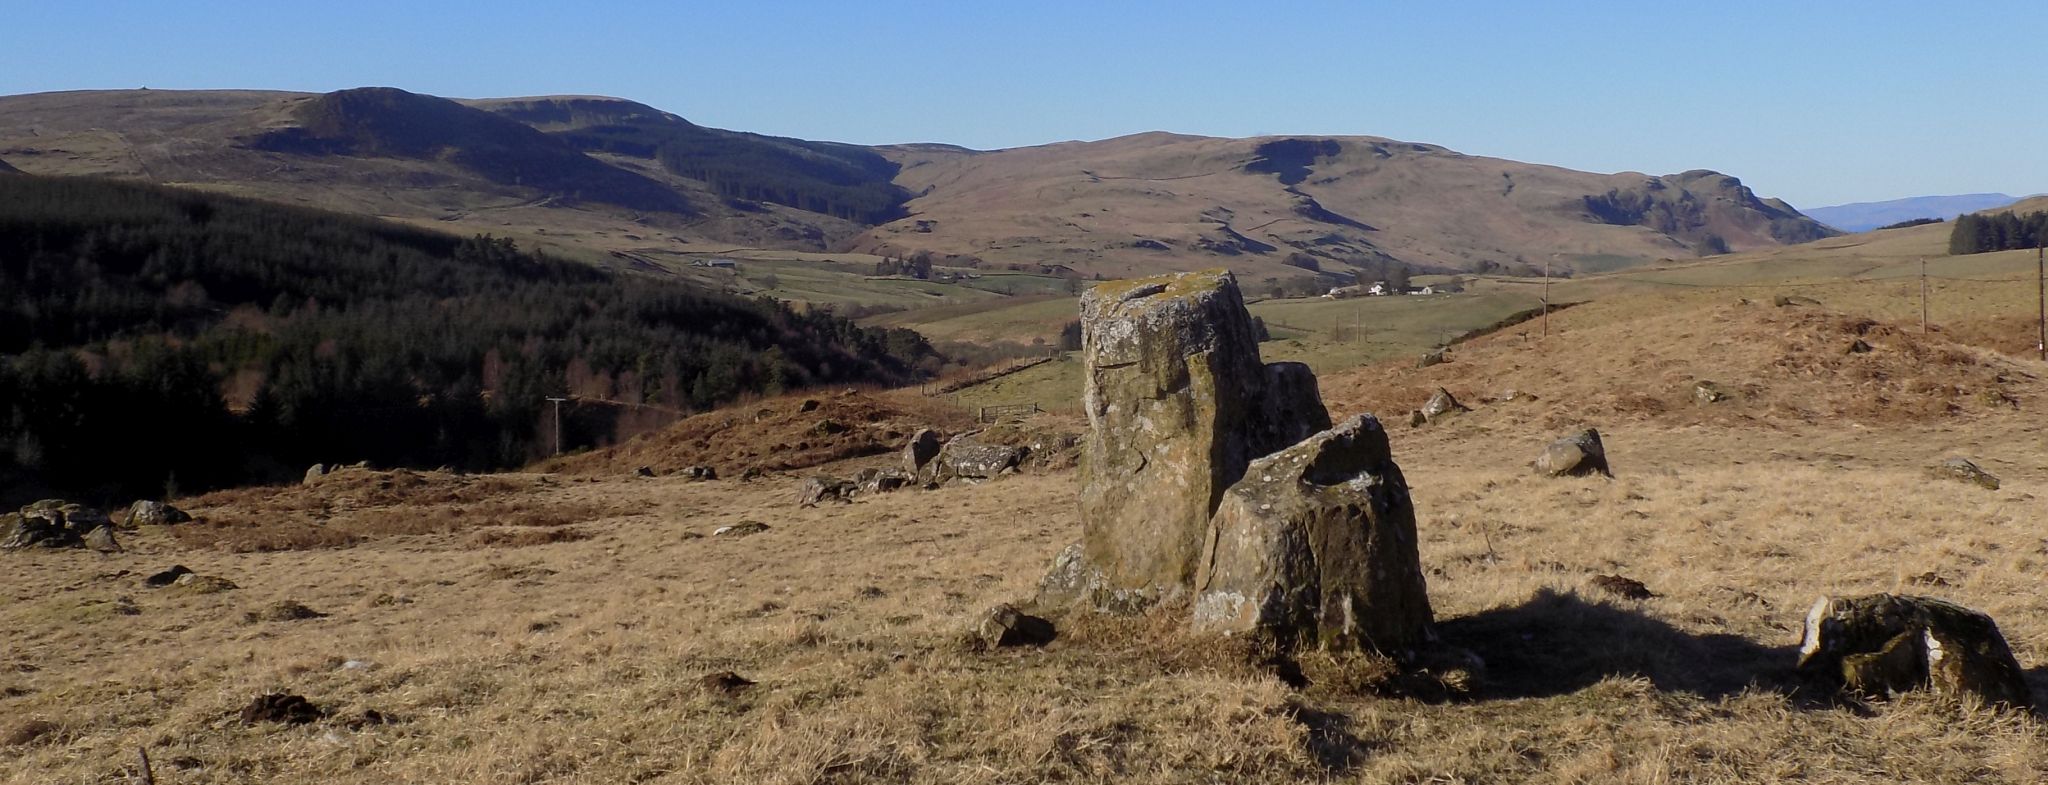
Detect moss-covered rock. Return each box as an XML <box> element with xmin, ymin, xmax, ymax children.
<box><xmin>1192</xmin><ymin>414</ymin><xmax>1435</xmax><ymax>654</ymax></box>
<box><xmin>1798</xmin><ymin>593</ymin><xmax>2033</xmax><ymax>710</ymax></box>
<box><xmin>1047</xmin><ymin>269</ymin><xmax>1330</xmax><ymax>610</ymax></box>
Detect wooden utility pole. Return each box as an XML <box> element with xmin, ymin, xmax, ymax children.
<box><xmin>1919</xmin><ymin>257</ymin><xmax>1929</xmax><ymax>334</ymax></box>
<box><xmin>1542</xmin><ymin>255</ymin><xmax>1552</xmax><ymax>340</ymax></box>
<box><xmin>2037</xmin><ymin>240</ymin><xmax>2045</xmax><ymax>361</ymax></box>
<box><xmin>546</xmin><ymin>396</ymin><xmax>568</xmax><ymax>456</ymax></box>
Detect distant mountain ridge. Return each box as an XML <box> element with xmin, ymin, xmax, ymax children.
<box><xmin>0</xmin><ymin>87</ymin><xmax>1836</xmax><ymax>277</ymax></box>
<box><xmin>861</xmin><ymin>134</ymin><xmax>1836</xmax><ymax>277</ymax></box>
<box><xmin>1805</xmin><ymin>194</ymin><xmax>2026</xmax><ymax>232</ymax></box>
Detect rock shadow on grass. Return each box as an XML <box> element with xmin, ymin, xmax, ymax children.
<box><xmin>1439</xmin><ymin>588</ymin><xmax>1797</xmax><ymax>701</ymax></box>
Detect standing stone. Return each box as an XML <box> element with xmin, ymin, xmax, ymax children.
<box><xmin>304</xmin><ymin>464</ymin><xmax>328</xmax><ymax>486</ymax></box>
<box><xmin>1050</xmin><ymin>269</ymin><xmax>1330</xmax><ymax>609</ymax></box>
<box><xmin>1797</xmin><ymin>593</ymin><xmax>2033</xmax><ymax>709</ymax></box>
<box><xmin>1193</xmin><ymin>415</ymin><xmax>1435</xmax><ymax>654</ymax></box>
<box><xmin>904</xmin><ymin>428</ymin><xmax>943</xmax><ymax>478</ymax></box>
<box><xmin>1535</xmin><ymin>428</ymin><xmax>1612</xmax><ymax>477</ymax></box>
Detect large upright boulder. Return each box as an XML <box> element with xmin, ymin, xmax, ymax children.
<box><xmin>1048</xmin><ymin>269</ymin><xmax>1330</xmax><ymax>609</ymax></box>
<box><xmin>1193</xmin><ymin>415</ymin><xmax>1435</xmax><ymax>654</ymax></box>
<box><xmin>904</xmin><ymin>428</ymin><xmax>943</xmax><ymax>479</ymax></box>
<box><xmin>1797</xmin><ymin>593</ymin><xmax>2033</xmax><ymax>709</ymax></box>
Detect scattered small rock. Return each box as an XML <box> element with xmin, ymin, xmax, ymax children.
<box><xmin>123</xmin><ymin>500</ymin><xmax>192</xmax><ymax>528</ymax></box>
<box><xmin>2</xmin><ymin>500</ymin><xmax>107</xmax><ymax>549</ymax></box>
<box><xmin>1588</xmin><ymin>574</ymin><xmax>1655</xmax><ymax>601</ymax></box>
<box><xmin>1906</xmin><ymin>571</ymin><xmax>1951</xmax><ymax>588</ymax></box>
<box><xmin>934</xmin><ymin>436</ymin><xmax>1026</xmax><ymax>481</ymax></box>
<box><xmin>245</xmin><ymin>600</ymin><xmax>326</xmax><ymax>623</ymax></box>
<box><xmin>82</xmin><ymin>525</ymin><xmax>121</xmax><ymax>553</ymax></box>
<box><xmin>1416</xmin><ymin>347</ymin><xmax>1448</xmax><ymax>368</ymax></box>
<box><xmin>1535</xmin><ymin>427</ymin><xmax>1612</xmax><ymax>478</ymax></box>
<box><xmin>1774</xmin><ymin>295</ymin><xmax>1822</xmax><ymax>308</ymax></box>
<box><xmin>240</xmin><ymin>693</ymin><xmax>324</xmax><ymax>725</ymax></box>
<box><xmin>855</xmin><ymin>467</ymin><xmax>915</xmax><ymax>496</ymax></box>
<box><xmin>340</xmin><ymin>660</ymin><xmax>374</xmax><ymax>671</ymax></box>
<box><xmin>1846</xmin><ymin>338</ymin><xmax>1874</xmax><ymax>354</ymax></box>
<box><xmin>1417</xmin><ymin>387</ymin><xmax>1469</xmax><ymax>424</ymax></box>
<box><xmin>974</xmin><ymin>603</ymin><xmax>1056</xmax><ymax>648</ymax></box>
<box><xmin>1935</xmin><ymin>457</ymin><xmax>2000</xmax><ymax>490</ymax></box>
<box><xmin>682</xmin><ymin>465</ymin><xmax>717</xmax><ymax>481</ymax></box>
<box><xmin>1691</xmin><ymin>380</ymin><xmax>1730</xmax><ymax>405</ymax></box>
<box><xmin>635</xmin><ymin>466</ymin><xmax>656</xmax><ymax>478</ymax></box>
<box><xmin>169</xmin><ymin>573</ymin><xmax>238</xmax><ymax>595</ymax></box>
<box><xmin>143</xmin><ymin>565</ymin><xmax>195</xmax><ymax>588</ymax></box>
<box><xmin>344</xmin><ymin>708</ymin><xmax>393</xmax><ymax>729</ymax></box>
<box><xmin>112</xmin><ymin>596</ymin><xmax>140</xmax><ymax>616</ymax></box>
<box><xmin>713</xmin><ymin>522</ymin><xmax>770</xmax><ymax>538</ymax></box>
<box><xmin>796</xmin><ymin>476</ymin><xmax>855</xmax><ymax>507</ymax></box>
<box><xmin>700</xmin><ymin>671</ymin><xmax>756</xmax><ymax>694</ymax></box>
<box><xmin>798</xmin><ymin>399</ymin><xmax>821</xmax><ymax>413</ymax></box>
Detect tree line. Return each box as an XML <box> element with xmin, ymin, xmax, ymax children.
<box><xmin>0</xmin><ymin>175</ymin><xmax>939</xmax><ymax>504</ymax></box>
<box><xmin>1948</xmin><ymin>211</ymin><xmax>2048</xmax><ymax>254</ymax></box>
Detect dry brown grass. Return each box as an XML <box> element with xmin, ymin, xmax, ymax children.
<box><xmin>1322</xmin><ymin>295</ymin><xmax>2044</xmax><ymax>430</ymax></box>
<box><xmin>169</xmin><ymin>468</ymin><xmax>623</xmax><ymax>552</ymax></box>
<box><xmin>4</xmin><ymin>407</ymin><xmax>2046</xmax><ymax>782</ymax></box>
<box><xmin>9</xmin><ymin>293</ymin><xmax>2048</xmax><ymax>782</ymax></box>
<box><xmin>547</xmin><ymin>389</ymin><xmax>977</xmax><ymax>478</ymax></box>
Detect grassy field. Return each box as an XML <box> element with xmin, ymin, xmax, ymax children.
<box><xmin>7</xmin><ymin>400</ymin><xmax>2044</xmax><ymax>783</ymax></box>
<box><xmin>865</xmin><ymin>295</ymin><xmax>1083</xmax><ymax>345</ymax></box>
<box><xmin>933</xmin><ymin>287</ymin><xmax>1549</xmax><ymax>412</ymax></box>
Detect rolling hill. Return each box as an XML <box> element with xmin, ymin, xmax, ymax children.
<box><xmin>1805</xmin><ymin>193</ymin><xmax>2024</xmax><ymax>232</ymax></box>
<box><xmin>248</xmin><ymin>88</ymin><xmax>694</xmax><ymax>214</ymax></box>
<box><xmin>0</xmin><ymin>87</ymin><xmax>1834</xmax><ymax>279</ymax></box>
<box><xmin>864</xmin><ymin>135</ymin><xmax>1835</xmax><ymax>277</ymax></box>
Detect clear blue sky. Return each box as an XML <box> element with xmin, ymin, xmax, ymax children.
<box><xmin>4</xmin><ymin>0</ymin><xmax>2042</xmax><ymax>208</ymax></box>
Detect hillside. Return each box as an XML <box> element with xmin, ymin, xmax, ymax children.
<box><xmin>861</xmin><ymin>134</ymin><xmax>1835</xmax><ymax>278</ymax></box>
<box><xmin>468</xmin><ymin>96</ymin><xmax>913</xmax><ymax>225</ymax></box>
<box><xmin>0</xmin><ymin>89</ymin><xmax>1833</xmax><ymax>282</ymax></box>
<box><xmin>0</xmin><ymin>175</ymin><xmax>938</xmax><ymax>504</ymax></box>
<box><xmin>1806</xmin><ymin>193</ymin><xmax>2023</xmax><ymax>232</ymax></box>
<box><xmin>0</xmin><ymin>157</ymin><xmax>17</xmax><ymax>173</ymax></box>
<box><xmin>0</xmin><ymin>89</ymin><xmax>873</xmax><ymax>256</ymax></box>
<box><xmin>249</xmin><ymin>88</ymin><xmax>693</xmax><ymax>214</ymax></box>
